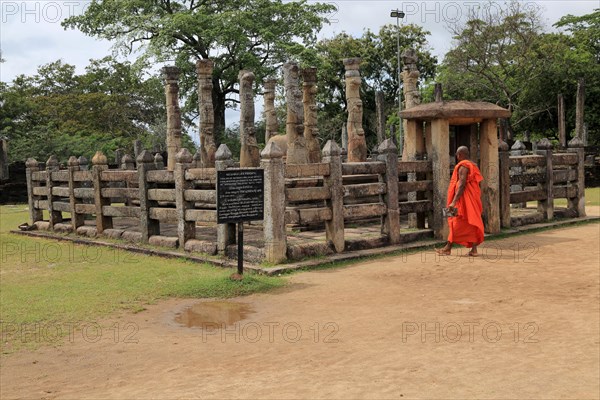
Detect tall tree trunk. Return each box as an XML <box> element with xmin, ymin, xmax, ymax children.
<box><xmin>212</xmin><ymin>79</ymin><xmax>226</xmax><ymax>138</ymax></box>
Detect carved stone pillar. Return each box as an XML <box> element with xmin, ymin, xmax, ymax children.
<box><xmin>283</xmin><ymin>61</ymin><xmax>308</xmax><ymax>164</ymax></box>
<box><xmin>162</xmin><ymin>66</ymin><xmax>182</xmax><ymax>171</ymax></box>
<box><xmin>302</xmin><ymin>67</ymin><xmax>321</xmax><ymax>163</ymax></box>
<box><xmin>263</xmin><ymin>78</ymin><xmax>279</xmax><ymax>144</ymax></box>
<box><xmin>400</xmin><ymin>48</ymin><xmax>421</xmax><ymax>161</ymax></box>
<box><xmin>344</xmin><ymin>58</ymin><xmax>366</xmax><ymax>162</ymax></box>
<box><xmin>196</xmin><ymin>60</ymin><xmax>217</xmax><ymax>167</ymax></box>
<box><xmin>239</xmin><ymin>70</ymin><xmax>260</xmax><ymax>167</ymax></box>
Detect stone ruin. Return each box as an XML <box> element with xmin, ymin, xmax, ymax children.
<box><xmin>16</xmin><ymin>54</ymin><xmax>589</xmax><ymax>268</ymax></box>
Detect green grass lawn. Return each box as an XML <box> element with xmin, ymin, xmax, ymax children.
<box><xmin>0</xmin><ymin>205</ymin><xmax>284</xmax><ymax>353</ymax></box>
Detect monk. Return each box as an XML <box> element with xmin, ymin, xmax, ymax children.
<box><xmin>436</xmin><ymin>146</ymin><xmax>484</xmax><ymax>256</ymax></box>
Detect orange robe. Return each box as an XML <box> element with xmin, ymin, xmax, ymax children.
<box><xmin>447</xmin><ymin>160</ymin><xmax>484</xmax><ymax>248</ymax></box>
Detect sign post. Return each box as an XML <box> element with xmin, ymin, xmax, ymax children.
<box><xmin>217</xmin><ymin>169</ymin><xmax>264</xmax><ymax>278</ymax></box>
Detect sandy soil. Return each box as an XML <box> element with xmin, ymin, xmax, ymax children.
<box><xmin>1</xmin><ymin>222</ymin><xmax>599</xmax><ymax>399</ymax></box>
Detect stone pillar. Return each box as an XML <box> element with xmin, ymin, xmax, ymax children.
<box><xmin>192</xmin><ymin>150</ymin><xmax>202</xmax><ymax>168</ymax></box>
<box><xmin>469</xmin><ymin>124</ymin><xmax>479</xmax><ymax>164</ymax></box>
<box><xmin>91</xmin><ymin>151</ymin><xmax>112</xmax><ymax>233</ymax></box>
<box><xmin>431</xmin><ymin>119</ymin><xmax>450</xmax><ymax>240</ymax></box>
<box><xmin>375</xmin><ymin>91</ymin><xmax>385</xmax><ymax>146</ymax></box>
<box><xmin>121</xmin><ymin>154</ymin><xmax>135</xmax><ymax>170</ymax></box>
<box><xmin>154</xmin><ymin>153</ymin><xmax>164</xmax><ymax>170</ymax></box>
<box><xmin>175</xmin><ymin>148</ymin><xmax>195</xmax><ymax>247</ymax></box>
<box><xmin>341</xmin><ymin>125</ymin><xmax>348</xmax><ymax>154</ymax></box>
<box><xmin>424</xmin><ymin>122</ymin><xmax>432</xmax><ymax>159</ymax></box>
<box><xmin>344</xmin><ymin>58</ymin><xmax>367</xmax><ymax>162</ymax></box>
<box><xmin>25</xmin><ymin>158</ymin><xmax>43</xmax><ymax>225</ymax></box>
<box><xmin>434</xmin><ymin>83</ymin><xmax>443</xmax><ymax>102</ymax></box>
<box><xmin>480</xmin><ymin>118</ymin><xmax>500</xmax><ymax>234</ymax></box>
<box><xmin>162</xmin><ymin>66</ymin><xmax>182</xmax><ymax>171</ymax></box>
<box><xmin>133</xmin><ymin>140</ymin><xmax>143</xmax><ymax>159</ymax></box>
<box><xmin>498</xmin><ymin>140</ymin><xmax>511</xmax><ymax>229</ymax></box>
<box><xmin>283</xmin><ymin>61</ymin><xmax>308</xmax><ymax>164</ymax></box>
<box><xmin>558</xmin><ymin>93</ymin><xmax>566</xmax><ymax>149</ymax></box>
<box><xmin>405</xmin><ymin>119</ymin><xmax>425</xmax><ymax>228</ymax></box>
<box><xmin>121</xmin><ymin>154</ymin><xmax>135</xmax><ymax>207</ymax></box>
<box><xmin>67</xmin><ymin>156</ymin><xmax>85</xmax><ymax>231</ymax></box>
<box><xmin>302</xmin><ymin>67</ymin><xmax>321</xmax><ymax>163</ymax></box>
<box><xmin>78</xmin><ymin>156</ymin><xmax>88</xmax><ymax>171</ymax></box>
<box><xmin>261</xmin><ymin>141</ymin><xmax>287</xmax><ymax>263</ymax></box>
<box><xmin>45</xmin><ymin>155</ymin><xmax>62</xmax><ymax>230</ymax></box>
<box><xmin>322</xmin><ymin>140</ymin><xmax>344</xmax><ymax>252</ymax></box>
<box><xmin>568</xmin><ymin>137</ymin><xmax>586</xmax><ymax>217</ymax></box>
<box><xmin>400</xmin><ymin>49</ymin><xmax>421</xmax><ymax>161</ymax></box>
<box><xmin>575</xmin><ymin>78</ymin><xmax>585</xmax><ymax>140</ymax></box>
<box><xmin>535</xmin><ymin>138</ymin><xmax>554</xmax><ymax>220</ymax></box>
<box><xmin>137</xmin><ymin>150</ymin><xmax>159</xmax><ymax>242</ymax></box>
<box><xmin>215</xmin><ymin>144</ymin><xmax>236</xmax><ymax>252</ymax></box>
<box><xmin>510</xmin><ymin>140</ymin><xmax>527</xmax><ymax>207</ymax></box>
<box><xmin>196</xmin><ymin>59</ymin><xmax>217</xmax><ymax>168</ymax></box>
<box><xmin>263</xmin><ymin>78</ymin><xmax>279</xmax><ymax>144</ymax></box>
<box><xmin>0</xmin><ymin>139</ymin><xmax>8</xmax><ymax>180</ymax></box>
<box><xmin>114</xmin><ymin>148</ymin><xmax>123</xmax><ymax>167</ymax></box>
<box><xmin>378</xmin><ymin>139</ymin><xmax>401</xmax><ymax>244</ymax></box>
<box><xmin>239</xmin><ymin>70</ymin><xmax>260</xmax><ymax>167</ymax></box>
<box><xmin>424</xmin><ymin>121</ymin><xmax>434</xmax><ymax>228</ymax></box>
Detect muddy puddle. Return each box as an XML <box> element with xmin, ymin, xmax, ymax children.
<box><xmin>174</xmin><ymin>301</ymin><xmax>254</xmax><ymax>328</ymax></box>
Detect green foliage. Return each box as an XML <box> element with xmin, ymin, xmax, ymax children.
<box><xmin>63</xmin><ymin>0</ymin><xmax>336</xmax><ymax>135</ymax></box>
<box><xmin>0</xmin><ymin>57</ymin><xmax>172</xmax><ymax>163</ymax></box>
<box><xmin>439</xmin><ymin>2</ymin><xmax>599</xmax><ymax>144</ymax></box>
<box><xmin>304</xmin><ymin>24</ymin><xmax>437</xmax><ymax>149</ymax></box>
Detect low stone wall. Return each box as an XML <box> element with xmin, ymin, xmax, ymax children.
<box><xmin>22</xmin><ymin>137</ymin><xmax>586</xmax><ymax>265</ymax></box>
<box><xmin>499</xmin><ymin>137</ymin><xmax>586</xmax><ymax>228</ymax></box>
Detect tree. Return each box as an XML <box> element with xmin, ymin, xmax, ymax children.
<box><xmin>439</xmin><ymin>4</ymin><xmax>599</xmax><ymax>143</ymax></box>
<box><xmin>0</xmin><ymin>57</ymin><xmax>177</xmax><ymax>162</ymax></box>
<box><xmin>439</xmin><ymin>1</ymin><xmax>554</xmax><ymax>136</ymax></box>
<box><xmin>304</xmin><ymin>24</ymin><xmax>437</xmax><ymax>150</ymax></box>
<box><xmin>63</xmin><ymin>0</ymin><xmax>336</xmax><ymax>137</ymax></box>
<box><xmin>554</xmin><ymin>10</ymin><xmax>600</xmax><ymax>144</ymax></box>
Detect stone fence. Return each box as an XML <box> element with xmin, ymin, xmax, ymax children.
<box><xmin>499</xmin><ymin>137</ymin><xmax>586</xmax><ymax>227</ymax></box>
<box><xmin>23</xmin><ymin>138</ymin><xmax>586</xmax><ymax>265</ymax></box>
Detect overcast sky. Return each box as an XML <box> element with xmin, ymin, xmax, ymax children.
<box><xmin>1</xmin><ymin>0</ymin><xmax>598</xmax><ymax>132</ymax></box>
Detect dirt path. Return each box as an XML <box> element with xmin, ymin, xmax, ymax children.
<box><xmin>1</xmin><ymin>222</ymin><xmax>599</xmax><ymax>399</ymax></box>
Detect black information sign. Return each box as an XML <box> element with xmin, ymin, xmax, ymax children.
<box><xmin>217</xmin><ymin>169</ymin><xmax>264</xmax><ymax>224</ymax></box>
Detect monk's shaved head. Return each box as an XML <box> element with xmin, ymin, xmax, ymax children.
<box><xmin>456</xmin><ymin>146</ymin><xmax>470</xmax><ymax>160</ymax></box>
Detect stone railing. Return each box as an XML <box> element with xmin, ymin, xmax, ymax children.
<box><xmin>24</xmin><ymin>137</ymin><xmax>585</xmax><ymax>265</ymax></box>
<box><xmin>24</xmin><ymin>139</ymin><xmax>436</xmax><ymax>264</ymax></box>
<box><xmin>499</xmin><ymin>137</ymin><xmax>586</xmax><ymax>227</ymax></box>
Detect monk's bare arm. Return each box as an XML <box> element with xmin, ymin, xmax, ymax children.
<box><xmin>449</xmin><ymin>166</ymin><xmax>468</xmax><ymax>208</ymax></box>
